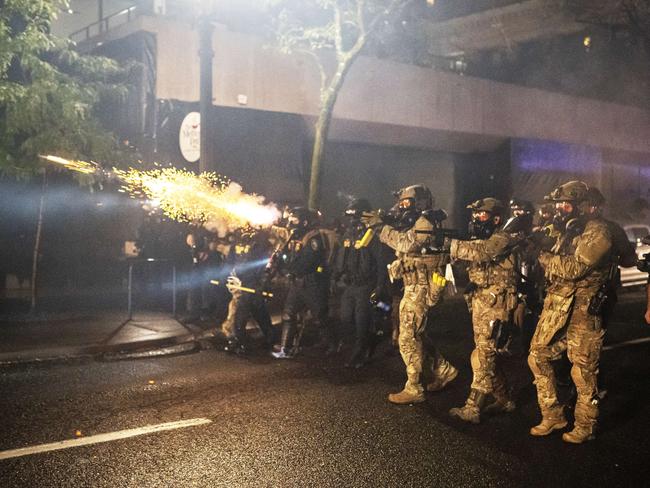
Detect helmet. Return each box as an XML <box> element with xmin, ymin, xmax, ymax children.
<box><xmin>390</xmin><ymin>185</ymin><xmax>433</xmax><ymax>230</ymax></box>
<box><xmin>537</xmin><ymin>202</ymin><xmax>555</xmax><ymax>227</ymax></box>
<box><xmin>507</xmin><ymin>198</ymin><xmax>534</xmax><ymax>234</ymax></box>
<box><xmin>394</xmin><ymin>185</ymin><xmax>434</xmax><ymax>213</ymax></box>
<box><xmin>547</xmin><ymin>181</ymin><xmax>589</xmax><ymax>202</ymax></box>
<box><xmin>344</xmin><ymin>198</ymin><xmax>371</xmax><ymax>234</ymax></box>
<box><xmin>344</xmin><ymin>198</ymin><xmax>372</xmax><ymax>216</ymax></box>
<box><xmin>539</xmin><ymin>202</ymin><xmax>554</xmax><ymax>216</ymax></box>
<box><xmin>547</xmin><ymin>180</ymin><xmax>589</xmax><ymax>229</ymax></box>
<box><xmin>585</xmin><ymin>187</ymin><xmax>606</xmax><ymax>207</ymax></box>
<box><xmin>467</xmin><ymin>197</ymin><xmax>504</xmax><ymax>239</ymax></box>
<box><xmin>467</xmin><ymin>197</ymin><xmax>505</xmax><ymax>216</ymax></box>
<box><xmin>287</xmin><ymin>206</ymin><xmax>319</xmax><ymax>236</ymax></box>
<box><xmin>509</xmin><ymin>198</ymin><xmax>534</xmax><ymax>215</ymax></box>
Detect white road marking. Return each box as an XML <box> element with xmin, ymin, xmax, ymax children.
<box><xmin>604</xmin><ymin>336</ymin><xmax>650</xmax><ymax>351</ymax></box>
<box><xmin>0</xmin><ymin>417</ymin><xmax>212</xmax><ymax>461</ymax></box>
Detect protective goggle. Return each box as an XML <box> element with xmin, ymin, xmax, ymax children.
<box><xmin>554</xmin><ymin>201</ymin><xmax>574</xmax><ymax>214</ymax></box>
<box><xmin>398</xmin><ymin>198</ymin><xmax>414</xmax><ymax>210</ymax></box>
<box><xmin>471</xmin><ymin>211</ymin><xmax>491</xmax><ymax>222</ymax></box>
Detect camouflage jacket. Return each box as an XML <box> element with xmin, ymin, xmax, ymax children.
<box><xmin>450</xmin><ymin>230</ymin><xmax>517</xmax><ymax>292</ymax></box>
<box><xmin>379</xmin><ymin>216</ymin><xmax>449</xmax><ymax>286</ymax></box>
<box><xmin>538</xmin><ymin>217</ymin><xmax>613</xmax><ymax>296</ymax></box>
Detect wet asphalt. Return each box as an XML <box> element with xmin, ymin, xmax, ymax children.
<box><xmin>1</xmin><ymin>291</ymin><xmax>649</xmax><ymax>487</ymax></box>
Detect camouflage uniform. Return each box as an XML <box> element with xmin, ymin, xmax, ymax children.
<box><xmin>379</xmin><ymin>215</ymin><xmax>456</xmax><ymax>403</ymax></box>
<box><xmin>529</xmin><ymin>181</ymin><xmax>613</xmax><ymax>443</ymax></box>
<box><xmin>221</xmin><ymin>290</ymin><xmax>241</xmax><ymax>338</ymax></box>
<box><xmin>449</xmin><ymin>202</ymin><xmax>518</xmax><ymax>423</ymax></box>
<box><xmin>221</xmin><ymin>231</ymin><xmax>275</xmax><ymax>354</ymax></box>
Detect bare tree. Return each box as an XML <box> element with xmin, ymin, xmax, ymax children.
<box><xmin>567</xmin><ymin>0</ymin><xmax>650</xmax><ymax>51</ymax></box>
<box><xmin>268</xmin><ymin>0</ymin><xmax>416</xmax><ymax>209</ymax></box>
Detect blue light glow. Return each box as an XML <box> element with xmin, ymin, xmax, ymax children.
<box><xmin>512</xmin><ymin>139</ymin><xmax>602</xmax><ymax>174</ymax></box>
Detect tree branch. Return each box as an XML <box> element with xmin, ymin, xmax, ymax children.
<box><xmin>333</xmin><ymin>2</ymin><xmax>344</xmax><ymax>57</ymax></box>
<box><xmin>298</xmin><ymin>48</ymin><xmax>327</xmax><ymax>92</ymax></box>
<box><xmin>356</xmin><ymin>0</ymin><xmax>366</xmax><ymax>36</ymax></box>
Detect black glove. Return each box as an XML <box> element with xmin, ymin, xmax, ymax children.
<box><xmin>360</xmin><ymin>211</ymin><xmax>383</xmax><ymax>228</ymax></box>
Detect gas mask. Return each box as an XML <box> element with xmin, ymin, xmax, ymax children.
<box><xmin>552</xmin><ymin>201</ymin><xmax>578</xmax><ymax>232</ymax></box>
<box><xmin>391</xmin><ymin>198</ymin><xmax>418</xmax><ymax>230</ymax></box>
<box><xmin>468</xmin><ymin>210</ymin><xmax>497</xmax><ymax>240</ymax></box>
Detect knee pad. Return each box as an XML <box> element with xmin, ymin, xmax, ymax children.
<box><xmin>527</xmin><ymin>352</ymin><xmax>541</xmax><ymax>376</ymax></box>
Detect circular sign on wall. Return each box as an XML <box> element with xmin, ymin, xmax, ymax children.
<box><xmin>179</xmin><ymin>111</ymin><xmax>200</xmax><ymax>163</ymax></box>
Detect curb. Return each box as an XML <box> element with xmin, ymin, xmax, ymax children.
<box><xmin>0</xmin><ymin>333</ymin><xmax>200</xmax><ymax>367</ymax></box>
<box><xmin>101</xmin><ymin>341</ymin><xmax>200</xmax><ymax>361</ymax></box>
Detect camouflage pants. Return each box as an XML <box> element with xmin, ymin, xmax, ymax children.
<box><xmin>469</xmin><ymin>289</ymin><xmax>514</xmax><ymax>401</ymax></box>
<box><xmin>221</xmin><ymin>291</ymin><xmax>242</xmax><ymax>338</ymax></box>
<box><xmin>399</xmin><ymin>283</ymin><xmax>453</xmax><ymax>395</ymax></box>
<box><xmin>528</xmin><ymin>293</ymin><xmax>605</xmax><ymax>430</ymax></box>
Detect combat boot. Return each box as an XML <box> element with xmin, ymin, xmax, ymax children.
<box><xmin>449</xmin><ymin>389</ymin><xmax>486</xmax><ymax>424</ymax></box>
<box><xmin>387</xmin><ymin>389</ymin><xmax>425</xmax><ymax>405</ymax></box>
<box><xmin>483</xmin><ymin>399</ymin><xmax>516</xmax><ymax>415</ymax></box>
<box><xmin>530</xmin><ymin>415</ymin><xmax>568</xmax><ymax>436</ymax></box>
<box><xmin>272</xmin><ymin>321</ymin><xmax>296</xmax><ymax>359</ymax></box>
<box><xmin>223</xmin><ymin>338</ymin><xmax>241</xmax><ymax>354</ymax></box>
<box><xmin>562</xmin><ymin>426</ymin><xmax>595</xmax><ymax>444</ymax></box>
<box><xmin>271</xmin><ymin>347</ymin><xmax>294</xmax><ymax>359</ymax></box>
<box><xmin>426</xmin><ymin>365</ymin><xmax>458</xmax><ymax>392</ymax></box>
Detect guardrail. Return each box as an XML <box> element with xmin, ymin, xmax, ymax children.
<box><xmin>69</xmin><ymin>5</ymin><xmax>138</xmax><ymax>44</ymax></box>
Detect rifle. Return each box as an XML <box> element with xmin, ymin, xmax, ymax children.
<box><xmin>265</xmin><ymin>228</ymin><xmax>294</xmax><ymax>277</ymax></box>
<box><xmin>361</xmin><ymin>209</ymin><xmax>459</xmax><ymax>253</ymax></box>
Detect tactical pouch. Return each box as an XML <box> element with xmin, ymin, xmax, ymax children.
<box><xmin>587</xmin><ymin>286</ymin><xmax>608</xmax><ymax>316</ymax></box>
<box><xmin>387</xmin><ymin>260</ymin><xmax>403</xmax><ymax>282</ymax></box>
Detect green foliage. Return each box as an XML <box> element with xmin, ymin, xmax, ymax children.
<box><xmin>267</xmin><ymin>0</ymin><xmax>413</xmax><ymax>89</ymax></box>
<box><xmin>0</xmin><ymin>0</ymin><xmax>132</xmax><ymax>181</ymax></box>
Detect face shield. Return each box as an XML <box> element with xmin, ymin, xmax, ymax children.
<box><xmin>398</xmin><ymin>198</ymin><xmax>414</xmax><ymax>211</ymax></box>
<box><xmin>555</xmin><ymin>201</ymin><xmax>574</xmax><ymax>217</ymax></box>
<box><xmin>472</xmin><ymin>210</ymin><xmax>491</xmax><ymax>223</ymax></box>
<box><xmin>468</xmin><ymin>210</ymin><xmax>496</xmax><ymax>239</ymax></box>
<box><xmin>552</xmin><ymin>200</ymin><xmax>578</xmax><ymax>230</ymax></box>
<box><xmin>389</xmin><ymin>198</ymin><xmax>417</xmax><ymax>230</ymax></box>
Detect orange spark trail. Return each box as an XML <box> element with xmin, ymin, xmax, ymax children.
<box><xmin>40</xmin><ymin>155</ymin><xmax>281</xmax><ymax>231</ymax></box>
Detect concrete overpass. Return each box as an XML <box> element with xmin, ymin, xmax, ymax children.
<box><xmin>91</xmin><ymin>14</ymin><xmax>650</xmax><ymax>156</ymax></box>
<box><xmin>68</xmin><ymin>10</ymin><xmax>650</xmax><ymax>219</ymax></box>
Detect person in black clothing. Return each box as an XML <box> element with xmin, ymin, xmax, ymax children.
<box><xmin>184</xmin><ymin>227</ymin><xmax>212</xmax><ymax>322</ymax></box>
<box><xmin>508</xmin><ymin>198</ymin><xmax>544</xmax><ymax>352</ymax></box>
<box><xmin>270</xmin><ymin>207</ymin><xmax>333</xmax><ymax>359</ymax></box>
<box><xmin>332</xmin><ymin>199</ymin><xmax>390</xmax><ymax>368</ymax></box>
<box><xmin>222</xmin><ymin>229</ymin><xmax>275</xmax><ymax>355</ymax></box>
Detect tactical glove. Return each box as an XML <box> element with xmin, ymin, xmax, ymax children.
<box><xmin>360</xmin><ymin>211</ymin><xmax>383</xmax><ymax>228</ymax></box>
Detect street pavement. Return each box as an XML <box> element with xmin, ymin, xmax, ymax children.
<box><xmin>0</xmin><ymin>290</ymin><xmax>649</xmax><ymax>487</ymax></box>
<box><xmin>0</xmin><ymin>312</ymin><xmax>197</xmax><ymax>365</ymax></box>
